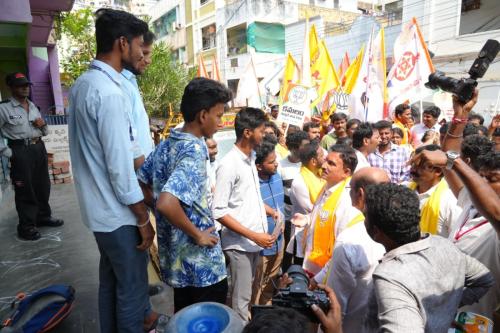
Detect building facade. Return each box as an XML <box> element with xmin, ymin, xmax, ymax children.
<box><xmin>404</xmin><ymin>0</ymin><xmax>500</xmax><ymax>119</ymax></box>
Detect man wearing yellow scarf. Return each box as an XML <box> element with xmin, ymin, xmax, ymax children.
<box><xmin>408</xmin><ymin>144</ymin><xmax>462</xmax><ymax>237</ymax></box>
<box><xmin>288</xmin><ymin>141</ymin><xmax>325</xmax><ymax>266</ymax></box>
<box><xmin>295</xmin><ymin>144</ymin><xmax>359</xmax><ymax>277</ymax></box>
<box><xmin>393</xmin><ymin>103</ymin><xmax>413</xmax><ymax>145</ymax></box>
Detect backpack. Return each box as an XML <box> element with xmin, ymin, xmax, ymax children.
<box><xmin>1</xmin><ymin>285</ymin><xmax>75</xmax><ymax>333</ymax></box>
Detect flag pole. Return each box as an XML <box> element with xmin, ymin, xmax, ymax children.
<box><xmin>419</xmin><ymin>98</ymin><xmax>424</xmax><ymax>123</ymax></box>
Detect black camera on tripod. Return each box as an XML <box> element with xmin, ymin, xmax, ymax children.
<box><xmin>425</xmin><ymin>39</ymin><xmax>500</xmax><ymax>103</ymax></box>
<box><xmin>251</xmin><ymin>265</ymin><xmax>330</xmax><ymax>323</ymax></box>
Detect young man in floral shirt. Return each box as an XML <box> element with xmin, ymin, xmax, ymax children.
<box><xmin>138</xmin><ymin>77</ymin><xmax>232</xmax><ymax>311</ymax></box>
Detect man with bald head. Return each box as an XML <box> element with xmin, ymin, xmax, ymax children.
<box><xmin>311</xmin><ymin>167</ymin><xmax>389</xmax><ymax>333</ymax></box>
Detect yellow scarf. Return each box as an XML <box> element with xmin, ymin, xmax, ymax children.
<box><xmin>394</xmin><ymin>119</ymin><xmax>409</xmax><ymax>145</ymax></box>
<box><xmin>408</xmin><ymin>178</ymin><xmax>448</xmax><ymax>234</ymax></box>
<box><xmin>275</xmin><ymin>144</ymin><xmax>289</xmax><ymax>159</ymax></box>
<box><xmin>300</xmin><ymin>166</ymin><xmax>326</xmax><ymax>204</ymax></box>
<box><xmin>308</xmin><ymin>177</ymin><xmax>351</xmax><ymax>268</ymax></box>
<box><xmin>322</xmin><ymin>211</ymin><xmax>365</xmax><ymax>284</ymax></box>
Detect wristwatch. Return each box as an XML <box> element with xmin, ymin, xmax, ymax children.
<box><xmin>445</xmin><ymin>151</ymin><xmax>460</xmax><ymax>170</ymax></box>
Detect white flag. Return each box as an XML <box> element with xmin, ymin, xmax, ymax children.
<box><xmin>387</xmin><ymin>17</ymin><xmax>435</xmax><ymax>117</ymax></box>
<box><xmin>350</xmin><ymin>27</ymin><xmax>387</xmax><ymax>122</ymax></box>
<box><xmin>234</xmin><ymin>56</ymin><xmax>263</xmax><ymax>108</ymax></box>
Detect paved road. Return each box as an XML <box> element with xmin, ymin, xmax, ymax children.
<box><xmin>0</xmin><ymin>184</ymin><xmax>172</xmax><ymax>332</ymax></box>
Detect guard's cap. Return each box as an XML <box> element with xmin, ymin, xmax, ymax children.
<box><xmin>6</xmin><ymin>73</ymin><xmax>32</xmax><ymax>87</ymax></box>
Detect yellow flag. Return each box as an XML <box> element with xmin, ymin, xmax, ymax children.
<box><xmin>310</xmin><ymin>39</ymin><xmax>340</xmax><ymax>107</ymax></box>
<box><xmin>343</xmin><ymin>45</ymin><xmax>364</xmax><ymax>94</ymax></box>
<box><xmin>279</xmin><ymin>53</ymin><xmax>299</xmax><ymax>101</ymax></box>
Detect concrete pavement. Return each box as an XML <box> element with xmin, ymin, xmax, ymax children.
<box><xmin>0</xmin><ymin>184</ymin><xmax>172</xmax><ymax>332</ymax></box>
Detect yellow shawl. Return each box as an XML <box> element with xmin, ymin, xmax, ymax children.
<box><xmin>300</xmin><ymin>166</ymin><xmax>325</xmax><ymax>204</ymax></box>
<box><xmin>307</xmin><ymin>177</ymin><xmax>351</xmax><ymax>268</ymax></box>
<box><xmin>408</xmin><ymin>178</ymin><xmax>448</xmax><ymax>235</ymax></box>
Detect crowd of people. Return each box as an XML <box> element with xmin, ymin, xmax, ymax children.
<box><xmin>60</xmin><ymin>8</ymin><xmax>500</xmax><ymax>333</ymax></box>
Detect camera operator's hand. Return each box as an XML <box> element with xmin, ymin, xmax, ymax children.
<box><xmin>452</xmin><ymin>88</ymin><xmax>478</xmax><ymax>116</ymax></box>
<box><xmin>194</xmin><ymin>227</ymin><xmax>219</xmax><ymax>247</ymax></box>
<box><xmin>311</xmin><ymin>284</ymin><xmax>343</xmax><ymax>333</ymax></box>
<box><xmin>488</xmin><ymin>114</ymin><xmax>500</xmax><ymax>137</ymax></box>
<box><xmin>309</xmin><ymin>277</ymin><xmax>318</xmax><ymax>291</ymax></box>
<box><xmin>278</xmin><ymin>273</ymin><xmax>293</xmax><ymax>289</ymax></box>
<box><xmin>252</xmin><ymin>232</ymin><xmax>276</xmax><ymax>248</ymax></box>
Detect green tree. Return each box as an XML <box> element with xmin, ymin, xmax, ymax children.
<box><xmin>138</xmin><ymin>42</ymin><xmax>196</xmax><ymax>118</ymax></box>
<box><xmin>57</xmin><ymin>8</ymin><xmax>96</xmax><ymax>86</ymax></box>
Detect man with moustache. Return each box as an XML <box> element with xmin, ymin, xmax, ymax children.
<box><xmin>293</xmin><ymin>144</ymin><xmax>358</xmax><ymax>277</ymax></box>
<box><xmin>407</xmin><ymin>144</ymin><xmax>461</xmax><ymax>238</ymax></box>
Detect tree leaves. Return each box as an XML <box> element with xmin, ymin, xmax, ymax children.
<box><xmin>137</xmin><ymin>42</ymin><xmax>196</xmax><ymax>118</ymax></box>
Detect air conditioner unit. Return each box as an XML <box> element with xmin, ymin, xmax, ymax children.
<box><xmin>172</xmin><ymin>22</ymin><xmax>182</xmax><ymax>31</ymax></box>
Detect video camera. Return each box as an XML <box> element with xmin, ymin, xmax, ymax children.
<box><xmin>425</xmin><ymin>39</ymin><xmax>500</xmax><ymax>103</ymax></box>
<box><xmin>251</xmin><ymin>265</ymin><xmax>330</xmax><ymax>323</ymax></box>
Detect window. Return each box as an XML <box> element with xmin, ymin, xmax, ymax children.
<box><xmin>459</xmin><ymin>0</ymin><xmax>500</xmax><ymax>35</ymax></box>
<box><xmin>152</xmin><ymin>7</ymin><xmax>178</xmax><ymax>38</ymax></box>
<box><xmin>200</xmin><ymin>0</ymin><xmax>210</xmax><ymax>4</ymax></box>
<box><xmin>226</xmin><ymin>23</ymin><xmax>247</xmax><ymax>56</ymax></box>
<box><xmin>230</xmin><ymin>58</ymin><xmax>238</xmax><ymax>68</ymax></box>
<box><xmin>462</xmin><ymin>0</ymin><xmax>480</xmax><ymax>12</ymax></box>
<box><xmin>202</xmin><ymin>24</ymin><xmax>216</xmax><ymax>50</ymax></box>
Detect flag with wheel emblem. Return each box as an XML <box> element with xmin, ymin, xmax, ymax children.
<box><xmin>387</xmin><ymin>17</ymin><xmax>435</xmax><ymax>117</ymax></box>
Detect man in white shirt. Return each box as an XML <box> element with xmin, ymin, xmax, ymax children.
<box><xmin>311</xmin><ymin>167</ymin><xmax>388</xmax><ymax>333</ymax></box>
<box><xmin>410</xmin><ymin>106</ymin><xmax>441</xmax><ymax>148</ymax></box>
<box><xmin>294</xmin><ymin>144</ymin><xmax>358</xmax><ymax>276</ymax></box>
<box><xmin>412</xmin><ymin>89</ymin><xmax>500</xmax><ymax>322</ymax></box>
<box><xmin>288</xmin><ymin>141</ymin><xmax>325</xmax><ymax>266</ymax></box>
<box><xmin>408</xmin><ymin>144</ymin><xmax>462</xmax><ymax>238</ymax></box>
<box><xmin>352</xmin><ymin>122</ymin><xmax>380</xmax><ymax>172</ymax></box>
<box><xmin>279</xmin><ymin>130</ymin><xmax>310</xmax><ymax>271</ymax></box>
<box><xmin>212</xmin><ymin>107</ymin><xmax>275</xmax><ymax>321</ymax></box>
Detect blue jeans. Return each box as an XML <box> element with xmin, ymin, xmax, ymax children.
<box><xmin>94</xmin><ymin>225</ymin><xmax>149</xmax><ymax>333</ymax></box>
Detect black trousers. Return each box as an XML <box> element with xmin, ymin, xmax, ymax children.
<box><xmin>173</xmin><ymin>278</ymin><xmax>228</xmax><ymax>313</ymax></box>
<box><xmin>9</xmin><ymin>141</ymin><xmax>51</xmax><ymax>229</ymax></box>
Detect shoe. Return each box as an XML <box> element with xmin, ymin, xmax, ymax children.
<box><xmin>37</xmin><ymin>217</ymin><xmax>64</xmax><ymax>227</ymax></box>
<box><xmin>17</xmin><ymin>226</ymin><xmax>41</xmax><ymax>241</ymax></box>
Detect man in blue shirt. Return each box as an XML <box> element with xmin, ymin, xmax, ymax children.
<box><xmin>121</xmin><ymin>30</ymin><xmax>155</xmax><ymax>164</ymax></box>
<box><xmin>251</xmin><ymin>140</ymin><xmax>285</xmax><ymax>305</ymax></box>
<box><xmin>68</xmin><ymin>9</ymin><xmax>154</xmax><ymax>333</ymax></box>
<box><xmin>138</xmin><ymin>77</ymin><xmax>232</xmax><ymax>312</ymax></box>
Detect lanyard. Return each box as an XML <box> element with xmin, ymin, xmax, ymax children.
<box><xmin>453</xmin><ymin>207</ymin><xmax>488</xmax><ymax>242</ymax></box>
<box><xmin>89</xmin><ymin>63</ymin><xmax>120</xmax><ymax>87</ymax></box>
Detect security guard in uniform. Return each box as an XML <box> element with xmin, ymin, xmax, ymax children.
<box><xmin>0</xmin><ymin>73</ymin><xmax>64</xmax><ymax>240</ymax></box>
